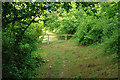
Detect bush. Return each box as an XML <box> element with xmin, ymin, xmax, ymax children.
<box><xmin>2</xmin><ymin>23</ymin><xmax>42</xmax><ymax>78</ymax></box>
<box><xmin>101</xmin><ymin>16</ymin><xmax>119</xmax><ymax>54</ymax></box>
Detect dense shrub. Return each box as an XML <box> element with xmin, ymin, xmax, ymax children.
<box><xmin>45</xmin><ymin>2</ymin><xmax>119</xmax><ymax>56</ymax></box>
<box><xmin>101</xmin><ymin>16</ymin><xmax>119</xmax><ymax>54</ymax></box>
<box><xmin>2</xmin><ymin>23</ymin><xmax>42</xmax><ymax>78</ymax></box>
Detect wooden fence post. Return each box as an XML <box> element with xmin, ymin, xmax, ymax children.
<box><xmin>48</xmin><ymin>34</ymin><xmax>49</xmax><ymax>44</ymax></box>
<box><xmin>65</xmin><ymin>35</ymin><xmax>67</xmax><ymax>41</ymax></box>
<box><xmin>37</xmin><ymin>37</ymin><xmax>39</xmax><ymax>41</ymax></box>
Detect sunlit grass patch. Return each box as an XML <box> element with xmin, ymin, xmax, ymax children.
<box><xmin>34</xmin><ymin>39</ymin><xmax>118</xmax><ymax>78</ymax></box>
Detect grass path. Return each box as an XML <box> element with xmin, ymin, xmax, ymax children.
<box><xmin>34</xmin><ymin>39</ymin><xmax>118</xmax><ymax>78</ymax></box>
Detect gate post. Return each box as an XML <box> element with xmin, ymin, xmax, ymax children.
<box><xmin>65</xmin><ymin>35</ymin><xmax>67</xmax><ymax>41</ymax></box>
<box><xmin>48</xmin><ymin>34</ymin><xmax>49</xmax><ymax>44</ymax></box>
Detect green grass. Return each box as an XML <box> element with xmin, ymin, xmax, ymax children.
<box><xmin>33</xmin><ymin>39</ymin><xmax>118</xmax><ymax>78</ymax></box>
<box><xmin>33</xmin><ymin>30</ymin><xmax>118</xmax><ymax>78</ymax></box>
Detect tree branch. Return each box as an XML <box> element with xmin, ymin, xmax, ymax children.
<box><xmin>21</xmin><ymin>16</ymin><xmax>37</xmax><ymax>35</ymax></box>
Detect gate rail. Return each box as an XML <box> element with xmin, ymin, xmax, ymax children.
<box><xmin>41</xmin><ymin>34</ymin><xmax>73</xmax><ymax>44</ymax></box>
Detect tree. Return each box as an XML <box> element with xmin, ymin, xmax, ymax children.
<box><xmin>2</xmin><ymin>2</ymin><xmax>46</xmax><ymax>78</ymax></box>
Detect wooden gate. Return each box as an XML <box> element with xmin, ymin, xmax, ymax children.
<box><xmin>41</xmin><ymin>34</ymin><xmax>73</xmax><ymax>44</ymax></box>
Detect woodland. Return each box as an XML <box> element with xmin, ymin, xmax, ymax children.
<box><xmin>2</xmin><ymin>2</ymin><xmax>120</xmax><ymax>78</ymax></box>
